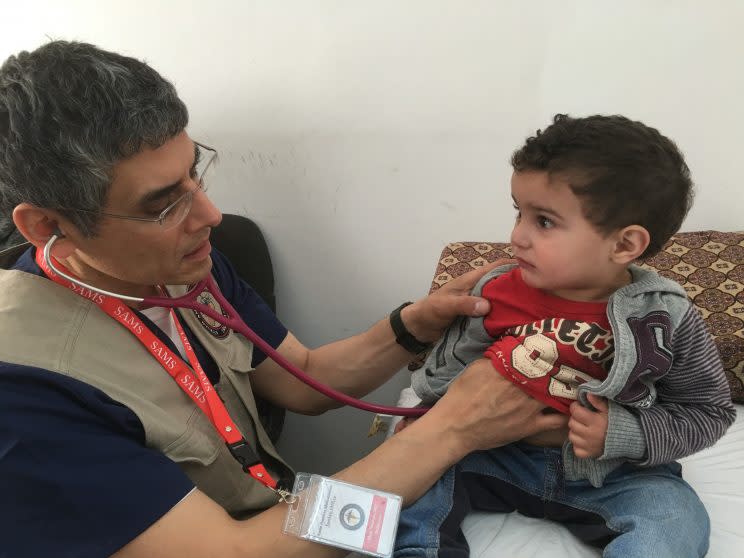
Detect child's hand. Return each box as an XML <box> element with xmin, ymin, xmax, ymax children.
<box><xmin>568</xmin><ymin>393</ymin><xmax>609</xmax><ymax>459</ymax></box>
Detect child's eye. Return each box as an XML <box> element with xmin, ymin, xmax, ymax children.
<box><xmin>537</xmin><ymin>215</ymin><xmax>554</xmax><ymax>229</ymax></box>
<box><xmin>512</xmin><ymin>204</ymin><xmax>521</xmax><ymax>219</ymax></box>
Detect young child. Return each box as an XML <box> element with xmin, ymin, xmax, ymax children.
<box><xmin>394</xmin><ymin>114</ymin><xmax>736</xmax><ymax>558</ymax></box>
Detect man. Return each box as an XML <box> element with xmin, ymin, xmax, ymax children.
<box><xmin>0</xmin><ymin>41</ymin><xmax>566</xmax><ymax>557</ymax></box>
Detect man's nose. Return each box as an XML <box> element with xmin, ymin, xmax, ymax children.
<box><xmin>189</xmin><ymin>188</ymin><xmax>222</xmax><ymax>230</ymax></box>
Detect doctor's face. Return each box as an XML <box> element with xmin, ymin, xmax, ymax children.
<box><xmin>63</xmin><ymin>131</ymin><xmax>222</xmax><ymax>295</ymax></box>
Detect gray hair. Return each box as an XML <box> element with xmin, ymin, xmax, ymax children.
<box><xmin>0</xmin><ymin>40</ymin><xmax>188</xmax><ymax>239</ymax></box>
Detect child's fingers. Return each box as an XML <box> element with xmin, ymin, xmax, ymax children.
<box><xmin>586</xmin><ymin>393</ymin><xmax>609</xmax><ymax>413</ymax></box>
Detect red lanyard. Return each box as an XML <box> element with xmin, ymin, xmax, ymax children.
<box><xmin>35</xmin><ymin>250</ymin><xmax>280</xmax><ymax>491</ymax></box>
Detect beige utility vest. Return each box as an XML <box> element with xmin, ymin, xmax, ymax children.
<box><xmin>0</xmin><ymin>268</ymin><xmax>293</xmax><ymax>517</ymax></box>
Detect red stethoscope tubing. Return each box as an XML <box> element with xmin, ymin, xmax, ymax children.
<box><xmin>43</xmin><ymin>235</ymin><xmax>428</xmax><ymax>418</ymax></box>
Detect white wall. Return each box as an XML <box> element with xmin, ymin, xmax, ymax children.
<box><xmin>2</xmin><ymin>0</ymin><xmax>742</xmax><ymax>474</ymax></box>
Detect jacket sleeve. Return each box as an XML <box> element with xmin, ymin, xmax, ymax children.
<box><xmin>632</xmin><ymin>304</ymin><xmax>737</xmax><ymax>466</ymax></box>
<box><xmin>410</xmin><ymin>268</ymin><xmax>509</xmax><ymax>404</ymax></box>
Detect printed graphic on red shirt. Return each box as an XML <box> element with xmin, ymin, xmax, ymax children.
<box><xmin>481</xmin><ymin>270</ymin><xmax>615</xmax><ymax>414</ymax></box>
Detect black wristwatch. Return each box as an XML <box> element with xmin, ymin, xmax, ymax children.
<box><xmin>389</xmin><ymin>302</ymin><xmax>433</xmax><ymax>354</ymax></box>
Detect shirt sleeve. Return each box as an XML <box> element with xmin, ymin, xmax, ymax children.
<box><xmin>209</xmin><ymin>247</ymin><xmax>288</xmax><ymax>367</ymax></box>
<box><xmin>0</xmin><ymin>364</ymin><xmax>194</xmax><ymax>558</ymax></box>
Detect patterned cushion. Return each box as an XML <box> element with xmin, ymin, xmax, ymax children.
<box><xmin>421</xmin><ymin>231</ymin><xmax>744</xmax><ymax>403</ymax></box>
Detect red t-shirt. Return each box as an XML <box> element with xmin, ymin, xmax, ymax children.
<box><xmin>482</xmin><ymin>269</ymin><xmax>615</xmax><ymax>414</ymax></box>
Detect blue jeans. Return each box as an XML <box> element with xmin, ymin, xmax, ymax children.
<box><xmin>394</xmin><ymin>443</ymin><xmax>709</xmax><ymax>558</ymax></box>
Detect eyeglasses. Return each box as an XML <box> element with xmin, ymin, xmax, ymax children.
<box><xmin>69</xmin><ymin>141</ymin><xmax>218</xmax><ymax>231</ymax></box>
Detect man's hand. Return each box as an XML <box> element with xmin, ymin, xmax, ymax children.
<box><xmin>568</xmin><ymin>393</ymin><xmax>609</xmax><ymax>459</ymax></box>
<box><xmin>428</xmin><ymin>358</ymin><xmax>568</xmax><ymax>454</ymax></box>
<box><xmin>401</xmin><ymin>259</ymin><xmax>513</xmax><ymax>343</ymax></box>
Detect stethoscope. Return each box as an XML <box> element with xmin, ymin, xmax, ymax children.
<box><xmin>43</xmin><ymin>234</ymin><xmax>428</xmax><ymax>417</ymax></box>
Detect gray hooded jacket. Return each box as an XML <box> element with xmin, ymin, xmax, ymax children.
<box><xmin>412</xmin><ymin>264</ymin><xmax>736</xmax><ymax>486</ymax></box>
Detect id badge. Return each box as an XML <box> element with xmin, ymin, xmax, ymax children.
<box><xmin>282</xmin><ymin>473</ymin><xmax>402</xmax><ymax>557</ymax></box>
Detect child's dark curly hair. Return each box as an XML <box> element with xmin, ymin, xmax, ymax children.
<box><xmin>511</xmin><ymin>114</ymin><xmax>693</xmax><ymax>258</ymax></box>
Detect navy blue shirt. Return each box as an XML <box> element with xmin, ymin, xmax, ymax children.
<box><xmin>0</xmin><ymin>248</ymin><xmax>288</xmax><ymax>558</ymax></box>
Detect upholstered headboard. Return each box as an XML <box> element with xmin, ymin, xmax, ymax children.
<box><xmin>420</xmin><ymin>230</ymin><xmax>744</xmax><ymax>403</ymax></box>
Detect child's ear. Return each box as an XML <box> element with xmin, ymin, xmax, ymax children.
<box><xmin>611</xmin><ymin>225</ymin><xmax>650</xmax><ymax>264</ymax></box>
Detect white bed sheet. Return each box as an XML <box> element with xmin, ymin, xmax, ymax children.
<box><xmin>387</xmin><ymin>394</ymin><xmax>744</xmax><ymax>557</ymax></box>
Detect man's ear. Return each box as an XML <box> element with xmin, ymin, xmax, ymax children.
<box><xmin>12</xmin><ymin>203</ymin><xmax>79</xmax><ymax>259</ymax></box>
<box><xmin>611</xmin><ymin>225</ymin><xmax>650</xmax><ymax>264</ymax></box>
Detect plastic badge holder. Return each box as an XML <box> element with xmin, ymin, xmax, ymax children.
<box><xmin>282</xmin><ymin>473</ymin><xmax>402</xmax><ymax>558</ymax></box>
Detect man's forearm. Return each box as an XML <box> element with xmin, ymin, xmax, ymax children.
<box><xmin>113</xmin><ymin>401</ymin><xmax>471</xmax><ymax>558</ymax></box>
<box><xmin>301</xmin><ymin>314</ymin><xmax>415</xmax><ymax>411</ymax></box>
<box><xmin>252</xmin><ymin>261</ymin><xmax>507</xmax><ymax>415</ymax></box>
<box><xmin>116</xmin><ymin>360</ymin><xmax>568</xmax><ymax>558</ymax></box>
<box><xmin>251</xmin><ymin>312</ymin><xmax>418</xmax><ymax>415</ymax></box>
<box><xmin>332</xmin><ymin>401</ymin><xmax>469</xmax><ymax>504</ymax></box>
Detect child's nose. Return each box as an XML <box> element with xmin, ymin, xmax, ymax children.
<box><xmin>511</xmin><ymin>219</ymin><xmax>529</xmax><ymax>248</ymax></box>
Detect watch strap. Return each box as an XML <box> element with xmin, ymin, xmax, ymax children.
<box><xmin>389</xmin><ymin>302</ymin><xmax>432</xmax><ymax>354</ymax></box>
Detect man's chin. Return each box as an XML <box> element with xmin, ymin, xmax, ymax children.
<box><xmin>174</xmin><ymin>255</ymin><xmax>213</xmax><ymax>286</ymax></box>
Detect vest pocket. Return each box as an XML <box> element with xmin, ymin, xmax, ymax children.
<box><xmin>227</xmin><ymin>334</ymin><xmax>255</xmax><ymax>373</ymax></box>
<box><xmin>160</xmin><ymin>408</ymin><xmax>221</xmax><ymax>466</ymax></box>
